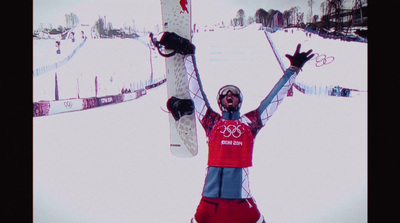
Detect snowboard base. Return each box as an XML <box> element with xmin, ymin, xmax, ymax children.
<box><xmin>161</xmin><ymin>0</ymin><xmax>198</xmax><ymax>157</ymax></box>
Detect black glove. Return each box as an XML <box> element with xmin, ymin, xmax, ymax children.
<box><xmin>167</xmin><ymin>96</ymin><xmax>194</xmax><ymax>121</ymax></box>
<box><xmin>285</xmin><ymin>44</ymin><xmax>314</xmax><ymax>69</ymax></box>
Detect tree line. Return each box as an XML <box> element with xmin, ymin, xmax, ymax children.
<box><xmin>231</xmin><ymin>0</ymin><xmax>367</xmax><ymax>34</ymax></box>
<box><xmin>34</xmin><ymin>12</ymin><xmax>140</xmax><ymax>39</ymax></box>
<box><xmin>93</xmin><ymin>16</ymin><xmax>139</xmax><ymax>39</ymax></box>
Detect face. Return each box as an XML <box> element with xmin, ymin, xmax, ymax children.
<box><xmin>220</xmin><ymin>91</ymin><xmax>240</xmax><ymax>111</ymax></box>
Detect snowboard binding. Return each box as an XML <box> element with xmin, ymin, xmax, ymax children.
<box><xmin>167</xmin><ymin>96</ymin><xmax>195</xmax><ymax>121</ymax></box>
<box><xmin>150</xmin><ymin>32</ymin><xmax>195</xmax><ymax>57</ymax></box>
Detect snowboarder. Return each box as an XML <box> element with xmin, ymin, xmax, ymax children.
<box><xmin>162</xmin><ymin>32</ymin><xmax>314</xmax><ymax>223</ymax></box>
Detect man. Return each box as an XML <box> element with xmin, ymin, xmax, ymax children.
<box><xmin>160</xmin><ymin>32</ymin><xmax>314</xmax><ymax>223</ymax></box>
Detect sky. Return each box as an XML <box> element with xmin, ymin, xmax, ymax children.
<box><xmin>33</xmin><ymin>0</ymin><xmax>356</xmax><ymax>31</ymax></box>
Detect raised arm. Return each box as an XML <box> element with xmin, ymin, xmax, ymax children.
<box><xmin>257</xmin><ymin>44</ymin><xmax>314</xmax><ymax>126</ymax></box>
<box><xmin>184</xmin><ymin>55</ymin><xmax>220</xmax><ymax>135</ymax></box>
<box><xmin>256</xmin><ymin>68</ymin><xmax>298</xmax><ymax>126</ymax></box>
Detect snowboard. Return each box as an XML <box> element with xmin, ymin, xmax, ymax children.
<box><xmin>158</xmin><ymin>0</ymin><xmax>198</xmax><ymax>157</ymax></box>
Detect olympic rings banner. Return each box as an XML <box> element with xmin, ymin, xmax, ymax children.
<box><xmin>48</xmin><ymin>99</ymin><xmax>84</xmax><ymax>115</ymax></box>
<box><xmin>33</xmin><ymin>98</ymin><xmax>87</xmax><ymax>117</ymax></box>
<box><xmin>33</xmin><ymin>91</ymin><xmax>142</xmax><ymax>117</ymax></box>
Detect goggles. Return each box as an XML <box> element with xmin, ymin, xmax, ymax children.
<box><xmin>218</xmin><ymin>85</ymin><xmax>241</xmax><ymax>98</ymax></box>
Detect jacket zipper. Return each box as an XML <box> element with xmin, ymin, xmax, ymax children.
<box><xmin>218</xmin><ymin>167</ymin><xmax>224</xmax><ymax>198</ymax></box>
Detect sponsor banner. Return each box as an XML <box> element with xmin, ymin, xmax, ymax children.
<box><xmin>82</xmin><ymin>97</ymin><xmax>98</xmax><ymax>109</ymax></box>
<box><xmin>115</xmin><ymin>94</ymin><xmax>124</xmax><ymax>103</ymax></box>
<box><xmin>33</xmin><ymin>101</ymin><xmax>51</xmax><ymax>117</ymax></box>
<box><xmin>135</xmin><ymin>89</ymin><xmax>146</xmax><ymax>97</ymax></box>
<box><xmin>145</xmin><ymin>78</ymin><xmax>166</xmax><ymax>90</ymax></box>
<box><xmin>48</xmin><ymin>99</ymin><xmax>84</xmax><ymax>115</ymax></box>
<box><xmin>33</xmin><ymin>79</ymin><xmax>160</xmax><ymax>117</ymax></box>
<box><xmin>97</xmin><ymin>96</ymin><xmax>115</xmax><ymax>106</ymax></box>
<box><xmin>122</xmin><ymin>91</ymin><xmax>139</xmax><ymax>102</ymax></box>
<box><xmin>122</xmin><ymin>89</ymin><xmax>146</xmax><ymax>101</ymax></box>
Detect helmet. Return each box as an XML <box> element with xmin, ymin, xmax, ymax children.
<box><xmin>217</xmin><ymin>85</ymin><xmax>243</xmax><ymax>112</ymax></box>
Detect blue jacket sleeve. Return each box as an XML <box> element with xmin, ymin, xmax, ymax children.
<box><xmin>257</xmin><ymin>68</ymin><xmax>298</xmax><ymax>126</ymax></box>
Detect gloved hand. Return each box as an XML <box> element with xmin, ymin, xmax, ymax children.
<box><xmin>285</xmin><ymin>44</ymin><xmax>314</xmax><ymax>69</ymax></box>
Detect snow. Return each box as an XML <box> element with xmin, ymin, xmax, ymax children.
<box><xmin>268</xmin><ymin>27</ymin><xmax>367</xmax><ymax>92</ymax></box>
<box><xmin>33</xmin><ymin>24</ymin><xmax>367</xmax><ymax>223</ymax></box>
<box><xmin>33</xmin><ymin>36</ymin><xmax>165</xmax><ymax>101</ymax></box>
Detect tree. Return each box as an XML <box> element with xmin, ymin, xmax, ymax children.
<box><xmin>308</xmin><ymin>0</ymin><xmax>315</xmax><ymax>23</ymax></box>
<box><xmin>94</xmin><ymin>16</ymin><xmax>106</xmax><ymax>37</ymax></box>
<box><xmin>324</xmin><ymin>0</ymin><xmax>347</xmax><ymax>32</ymax></box>
<box><xmin>288</xmin><ymin>6</ymin><xmax>300</xmax><ymax>27</ymax></box>
<box><xmin>107</xmin><ymin>22</ymin><xmax>113</xmax><ymax>32</ymax></box>
<box><xmin>247</xmin><ymin>16</ymin><xmax>255</xmax><ymax>25</ymax></box>
<box><xmin>283</xmin><ymin>10</ymin><xmax>292</xmax><ymax>27</ymax></box>
<box><xmin>255</xmin><ymin>8</ymin><xmax>268</xmax><ymax>26</ymax></box>
<box><xmin>236</xmin><ymin>9</ymin><xmax>245</xmax><ymax>26</ymax></box>
<box><xmin>298</xmin><ymin>12</ymin><xmax>305</xmax><ymax>27</ymax></box>
<box><xmin>65</xmin><ymin>13</ymin><xmax>79</xmax><ymax>28</ymax></box>
<box><xmin>321</xmin><ymin>1</ymin><xmax>330</xmax><ymax>28</ymax></box>
<box><xmin>320</xmin><ymin>1</ymin><xmax>326</xmax><ymax>19</ymax></box>
<box><xmin>352</xmin><ymin>0</ymin><xmax>367</xmax><ymax>25</ymax></box>
<box><xmin>266</xmin><ymin>9</ymin><xmax>277</xmax><ymax>28</ymax></box>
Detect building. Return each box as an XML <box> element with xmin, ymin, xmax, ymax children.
<box><xmin>273</xmin><ymin>12</ymin><xmax>284</xmax><ymax>29</ymax></box>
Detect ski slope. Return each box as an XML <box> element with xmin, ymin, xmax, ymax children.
<box><xmin>33</xmin><ymin>36</ymin><xmax>165</xmax><ymax>102</ymax></box>
<box><xmin>33</xmin><ymin>25</ymin><xmax>367</xmax><ymax>223</ymax></box>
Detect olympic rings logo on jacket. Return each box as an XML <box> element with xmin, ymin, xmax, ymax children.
<box><xmin>219</xmin><ymin>124</ymin><xmax>245</xmax><ymax>138</ymax></box>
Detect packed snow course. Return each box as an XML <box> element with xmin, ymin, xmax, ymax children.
<box><xmin>33</xmin><ymin>24</ymin><xmax>367</xmax><ymax>223</ymax></box>
<box><xmin>33</xmin><ymin>34</ymin><xmax>166</xmax><ymax>116</ymax></box>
